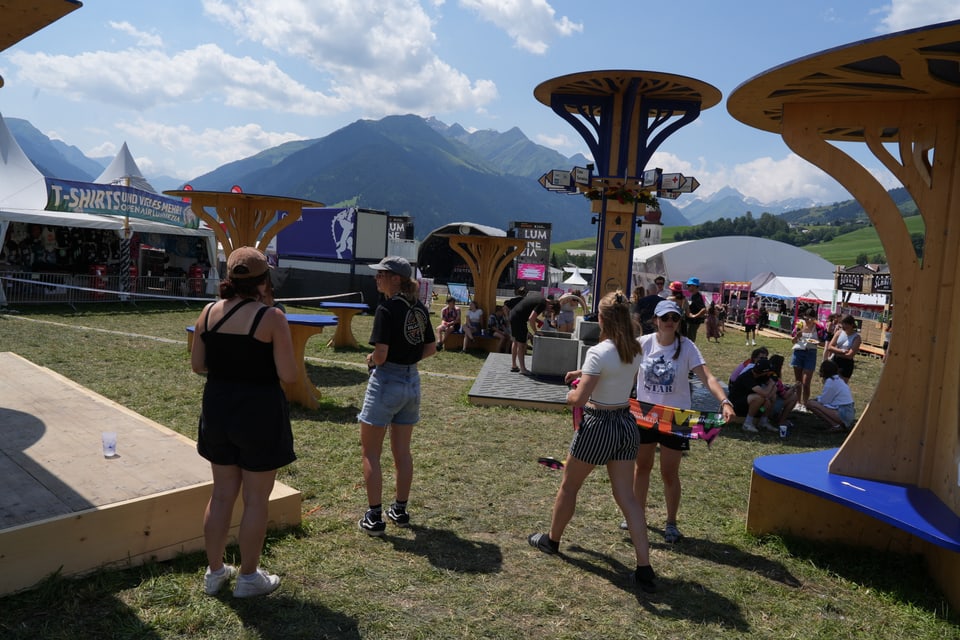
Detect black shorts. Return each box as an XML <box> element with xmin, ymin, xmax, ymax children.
<box><xmin>511</xmin><ymin>316</ymin><xmax>529</xmax><ymax>342</ymax></box>
<box><xmin>198</xmin><ymin>379</ymin><xmax>296</xmax><ymax>472</ymax></box>
<box><xmin>833</xmin><ymin>356</ymin><xmax>855</xmax><ymax>378</ymax></box>
<box><xmin>637</xmin><ymin>426</ymin><xmax>690</xmax><ymax>451</ymax></box>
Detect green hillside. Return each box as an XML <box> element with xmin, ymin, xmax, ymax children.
<box><xmin>553</xmin><ymin>218</ymin><xmax>925</xmax><ymax>266</ymax></box>
<box><xmin>803</xmin><ymin>216</ymin><xmax>924</xmax><ymax>265</ymax></box>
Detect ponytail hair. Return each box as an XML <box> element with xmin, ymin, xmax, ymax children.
<box><xmin>399</xmin><ymin>277</ymin><xmax>419</xmax><ymax>303</ymax></box>
<box><xmin>598</xmin><ymin>290</ymin><xmax>642</xmax><ymax>363</ymax></box>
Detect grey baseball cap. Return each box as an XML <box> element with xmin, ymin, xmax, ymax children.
<box><xmin>369</xmin><ymin>256</ymin><xmax>413</xmax><ymax>280</ymax></box>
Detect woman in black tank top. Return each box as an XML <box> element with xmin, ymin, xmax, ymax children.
<box><xmin>190</xmin><ymin>247</ymin><xmax>297</xmax><ymax>598</ymax></box>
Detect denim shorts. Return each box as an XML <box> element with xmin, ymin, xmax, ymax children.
<box><xmin>790</xmin><ymin>347</ymin><xmax>818</xmax><ymax>371</ymax></box>
<box><xmin>357</xmin><ymin>361</ymin><xmax>421</xmax><ymax>427</ymax></box>
<box><xmin>837</xmin><ymin>402</ymin><xmax>856</xmax><ymax>427</ymax></box>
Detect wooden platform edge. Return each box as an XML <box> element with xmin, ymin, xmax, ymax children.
<box><xmin>747</xmin><ymin>472</ymin><xmax>960</xmax><ymax>610</ymax></box>
<box><xmin>0</xmin><ymin>481</ymin><xmax>301</xmax><ymax>596</ymax></box>
<box><xmin>467</xmin><ymin>394</ymin><xmax>567</xmax><ymax>412</ymax></box>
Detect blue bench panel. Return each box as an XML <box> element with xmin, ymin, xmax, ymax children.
<box><xmin>753</xmin><ymin>448</ymin><xmax>960</xmax><ymax>552</ymax></box>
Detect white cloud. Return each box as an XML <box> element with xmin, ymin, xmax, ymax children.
<box><xmin>108</xmin><ymin>21</ymin><xmax>163</xmax><ymax>48</ymax></box>
<box><xmin>458</xmin><ymin>0</ymin><xmax>582</xmax><ymax>54</ymax></box>
<box><xmin>876</xmin><ymin>0</ymin><xmax>960</xmax><ymax>32</ymax></box>
<box><xmin>201</xmin><ymin>0</ymin><xmax>498</xmax><ymax>115</ymax></box>
<box><xmin>113</xmin><ymin>118</ymin><xmax>305</xmax><ymax>178</ymax></box>
<box><xmin>535</xmin><ymin>132</ymin><xmax>578</xmax><ymax>151</ymax></box>
<box><xmin>9</xmin><ymin>45</ymin><xmax>347</xmax><ymax>115</ymax></box>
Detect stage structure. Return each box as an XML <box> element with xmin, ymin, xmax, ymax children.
<box><xmin>728</xmin><ymin>19</ymin><xmax>960</xmax><ymax>607</ymax></box>
<box><xmin>534</xmin><ymin>71</ymin><xmax>720</xmax><ymax>310</ymax></box>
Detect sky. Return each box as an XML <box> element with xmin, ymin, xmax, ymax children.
<box><xmin>1</xmin><ymin>0</ymin><xmax>959</xmax><ymax>207</ymax></box>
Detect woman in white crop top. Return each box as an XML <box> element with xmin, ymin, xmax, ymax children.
<box><xmin>527</xmin><ymin>291</ymin><xmax>657</xmax><ymax>592</ymax></box>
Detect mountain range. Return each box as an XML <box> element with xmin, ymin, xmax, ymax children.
<box><xmin>6</xmin><ymin>114</ymin><xmax>882</xmax><ymax>241</ymax></box>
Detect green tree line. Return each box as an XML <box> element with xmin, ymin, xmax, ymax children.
<box><xmin>673</xmin><ymin>211</ymin><xmax>867</xmax><ymax>246</ymax></box>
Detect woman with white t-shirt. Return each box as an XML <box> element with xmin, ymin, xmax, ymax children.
<box><xmin>631</xmin><ymin>299</ymin><xmax>735</xmax><ymax>544</ymax></box>
<box><xmin>527</xmin><ymin>291</ymin><xmax>657</xmax><ymax>593</ymax></box>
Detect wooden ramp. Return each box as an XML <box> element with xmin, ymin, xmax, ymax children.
<box><xmin>0</xmin><ymin>352</ymin><xmax>301</xmax><ymax>596</ymax></box>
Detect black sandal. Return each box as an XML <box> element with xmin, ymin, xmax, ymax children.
<box><xmin>527</xmin><ymin>532</ymin><xmax>558</xmax><ymax>555</ymax></box>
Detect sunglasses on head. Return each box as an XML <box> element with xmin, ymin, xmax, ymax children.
<box><xmin>659</xmin><ymin>313</ymin><xmax>682</xmax><ymax>323</ymax></box>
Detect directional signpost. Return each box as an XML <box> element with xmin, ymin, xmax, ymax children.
<box><xmin>678</xmin><ymin>176</ymin><xmax>700</xmax><ymax>193</ymax></box>
<box><xmin>642</xmin><ymin>168</ymin><xmax>662</xmax><ymax>188</ymax></box>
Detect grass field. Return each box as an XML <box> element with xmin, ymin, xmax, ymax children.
<box><xmin>0</xmin><ymin>302</ymin><xmax>956</xmax><ymax>639</ymax></box>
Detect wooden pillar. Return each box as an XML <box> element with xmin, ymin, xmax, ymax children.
<box><xmin>446</xmin><ymin>235</ymin><xmax>527</xmax><ymax>328</ymax></box>
<box><xmin>780</xmin><ymin>100</ymin><xmax>960</xmax><ymax>509</ymax></box>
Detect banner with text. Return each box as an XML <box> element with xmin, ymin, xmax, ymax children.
<box><xmin>511</xmin><ymin>221</ymin><xmax>551</xmax><ymax>290</ymax></box>
<box><xmin>45</xmin><ymin>178</ymin><xmax>198</xmax><ymax>228</ymax></box>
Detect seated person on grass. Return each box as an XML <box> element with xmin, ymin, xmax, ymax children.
<box><xmin>729</xmin><ymin>346</ymin><xmax>769</xmax><ymax>387</ymax></box>
<box><xmin>768</xmin><ymin>354</ymin><xmax>800</xmax><ymax>429</ymax></box>
<box><xmin>729</xmin><ymin>357</ymin><xmax>777</xmax><ymax>433</ymax></box>
<box><xmin>806</xmin><ymin>359</ymin><xmax>856</xmax><ymax>432</ymax></box>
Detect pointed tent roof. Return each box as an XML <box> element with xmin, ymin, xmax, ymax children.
<box><xmin>94</xmin><ymin>142</ymin><xmax>157</xmax><ymax>193</ymax></box>
<box><xmin>563</xmin><ymin>267</ymin><xmax>588</xmax><ymax>286</ymax></box>
<box><xmin>0</xmin><ymin>111</ymin><xmax>47</xmax><ymax>209</ymax></box>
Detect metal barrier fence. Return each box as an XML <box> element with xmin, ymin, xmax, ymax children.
<box><xmin>0</xmin><ymin>271</ymin><xmax>215</xmax><ymax>306</ymax></box>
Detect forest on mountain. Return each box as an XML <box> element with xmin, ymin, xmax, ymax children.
<box><xmin>673</xmin><ymin>211</ymin><xmax>868</xmax><ymax>246</ymax></box>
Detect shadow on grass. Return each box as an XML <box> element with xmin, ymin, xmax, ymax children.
<box><xmin>383</xmin><ymin>525</ymin><xmax>503</xmax><ymax>574</ymax></box>
<box><xmin>306</xmin><ymin>363</ymin><xmax>369</xmax><ymax>388</ymax></box>
<box><xmin>0</xmin><ymin>567</ymin><xmax>165</xmax><ymax>640</ymax></box>
<box><xmin>227</xmin><ymin>594</ymin><xmax>360</xmax><ymax>640</ymax></box>
<box><xmin>641</xmin><ymin>532</ymin><xmax>803</xmax><ymax>589</ymax></box>
<box><xmin>563</xmin><ymin>544</ymin><xmax>749</xmax><ymax>631</ymax></box>
<box><xmin>290</xmin><ymin>400</ymin><xmax>360</xmax><ymax>424</ymax></box>
<box><xmin>778</xmin><ymin>537</ymin><xmax>958</xmax><ymax>621</ymax></box>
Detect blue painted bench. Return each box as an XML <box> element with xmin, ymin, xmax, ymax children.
<box><xmin>753</xmin><ymin>448</ymin><xmax>960</xmax><ymax>552</ymax></box>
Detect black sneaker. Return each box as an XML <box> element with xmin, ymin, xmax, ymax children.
<box><xmin>358</xmin><ymin>510</ymin><xmax>386</xmax><ymax>536</ymax></box>
<box><xmin>633</xmin><ymin>565</ymin><xmax>657</xmax><ymax>593</ymax></box>
<box><xmin>386</xmin><ymin>503</ymin><xmax>410</xmax><ymax>527</ymax></box>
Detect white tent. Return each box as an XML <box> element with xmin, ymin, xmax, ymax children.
<box><xmin>754</xmin><ymin>276</ymin><xmax>833</xmax><ymax>300</ymax></box>
<box><xmin>631</xmin><ymin>236</ymin><xmax>836</xmax><ymax>290</ymax></box>
<box><xmin>0</xmin><ymin>111</ymin><xmax>47</xmax><ymax>210</ymax></box>
<box><xmin>800</xmin><ymin>288</ymin><xmax>887</xmax><ymax>308</ymax></box>
<box><xmin>95</xmin><ymin>142</ymin><xmax>156</xmax><ymax>193</ymax></box>
<box><xmin>562</xmin><ymin>267</ymin><xmax>588</xmax><ymax>287</ymax></box>
<box><xmin>0</xmin><ymin>112</ymin><xmax>215</xmax><ymax>267</ymax></box>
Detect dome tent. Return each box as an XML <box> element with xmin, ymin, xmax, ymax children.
<box><xmin>631</xmin><ymin>236</ymin><xmax>835</xmax><ymax>291</ymax></box>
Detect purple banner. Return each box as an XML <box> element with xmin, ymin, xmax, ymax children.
<box><xmin>276</xmin><ymin>207</ymin><xmax>356</xmax><ymax>261</ymax></box>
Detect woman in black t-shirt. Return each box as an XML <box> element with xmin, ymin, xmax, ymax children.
<box><xmin>357</xmin><ymin>257</ymin><xmax>436</xmax><ymax>536</ymax></box>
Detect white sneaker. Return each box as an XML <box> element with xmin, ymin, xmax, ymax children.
<box><xmin>742</xmin><ymin>421</ymin><xmax>759</xmax><ymax>433</ymax></box>
<box><xmin>759</xmin><ymin>416</ymin><xmax>772</xmax><ymax>431</ymax></box>
<box><xmin>203</xmin><ymin>564</ymin><xmax>236</xmax><ymax>595</ymax></box>
<box><xmin>233</xmin><ymin>568</ymin><xmax>281</xmax><ymax>598</ymax></box>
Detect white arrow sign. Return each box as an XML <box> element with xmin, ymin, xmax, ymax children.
<box><xmin>658</xmin><ymin>190</ymin><xmax>681</xmax><ymax>200</ymax></box>
<box><xmin>547</xmin><ymin>169</ymin><xmax>571</xmax><ymax>187</ymax></box>
<box><xmin>572</xmin><ymin>166</ymin><xmax>591</xmax><ymax>185</ymax></box>
<box><xmin>660</xmin><ymin>172</ymin><xmax>684</xmax><ymax>190</ymax></box>
<box><xmin>678</xmin><ymin>176</ymin><xmax>700</xmax><ymax>193</ymax></box>
<box><xmin>538</xmin><ymin>173</ymin><xmax>569</xmax><ymax>191</ymax></box>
